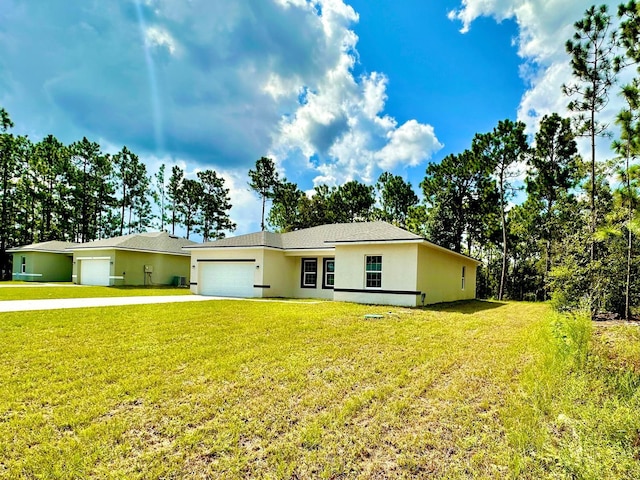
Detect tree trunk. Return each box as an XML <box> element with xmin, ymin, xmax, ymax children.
<box><xmin>120</xmin><ymin>183</ymin><xmax>126</xmax><ymax>236</ymax></box>
<box><xmin>261</xmin><ymin>194</ymin><xmax>266</xmax><ymax>231</ymax></box>
<box><xmin>96</xmin><ymin>188</ymin><xmax>102</xmax><ymax>240</ymax></box>
<box><xmin>44</xmin><ymin>175</ymin><xmax>53</xmax><ymax>240</ymax></box>
<box><xmin>626</xmin><ymin>220</ymin><xmax>632</xmax><ymax>320</ymax></box>
<box><xmin>455</xmin><ymin>199</ymin><xmax>463</xmax><ymax>253</ymax></box>
<box><xmin>1</xmin><ymin>143</ymin><xmax>11</xmax><ymax>279</ymax></box>
<box><xmin>171</xmin><ymin>206</ymin><xmax>176</xmax><ymax>236</ymax></box>
<box><xmin>590</xmin><ymin>106</ymin><xmax>596</xmax><ymax>264</ymax></box>
<box><xmin>625</xmin><ymin>147</ymin><xmax>632</xmax><ymax>321</ymax></box>
<box><xmin>29</xmin><ymin>187</ymin><xmax>35</xmax><ymax>244</ymax></box>
<box><xmin>160</xmin><ymin>193</ymin><xmax>165</xmax><ymax>231</ymax></box>
<box><xmin>1</xmin><ymin>156</ymin><xmax>9</xmax><ymax>254</ymax></box>
<box><xmin>499</xmin><ymin>208</ymin><xmax>507</xmax><ymax>301</ymax></box>
<box><xmin>544</xmin><ymin>199</ymin><xmax>553</xmax><ymax>301</ymax></box>
<box><xmin>498</xmin><ymin>171</ymin><xmax>507</xmax><ymax>301</ymax></box>
<box><xmin>81</xmin><ymin>161</ymin><xmax>88</xmax><ymax>242</ymax></box>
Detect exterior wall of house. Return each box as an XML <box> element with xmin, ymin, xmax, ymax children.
<box><xmin>114</xmin><ymin>250</ymin><xmax>190</xmax><ymax>286</ymax></box>
<box><xmin>189</xmin><ymin>247</ymin><xmax>263</xmax><ymax>297</ymax></box>
<box><xmin>73</xmin><ymin>249</ymin><xmax>190</xmax><ymax>286</ymax></box>
<box><xmin>260</xmin><ymin>249</ymin><xmax>295</xmax><ymax>297</ymax></box>
<box><xmin>190</xmin><ymin>248</ymin><xmax>337</xmax><ymax>300</ymax></box>
<box><xmin>72</xmin><ymin>249</ymin><xmax>114</xmax><ymax>284</ymax></box>
<box><xmin>416</xmin><ymin>245</ymin><xmax>477</xmax><ymax>304</ymax></box>
<box><xmin>189</xmin><ymin>241</ymin><xmax>478</xmax><ymax>306</ymax></box>
<box><xmin>12</xmin><ymin>252</ymin><xmax>73</xmax><ymax>282</ymax></box>
<box><xmin>332</xmin><ymin>243</ymin><xmax>420</xmax><ymax>307</ymax></box>
<box><xmin>288</xmin><ymin>255</ymin><xmax>335</xmax><ymax>300</ymax></box>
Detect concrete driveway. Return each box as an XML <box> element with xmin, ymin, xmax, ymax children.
<box><xmin>0</xmin><ymin>295</ymin><xmax>223</xmax><ymax>313</ymax></box>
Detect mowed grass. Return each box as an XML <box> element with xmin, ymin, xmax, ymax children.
<box><xmin>0</xmin><ymin>284</ymin><xmax>191</xmax><ymax>301</ymax></box>
<box><xmin>0</xmin><ymin>300</ymin><xmax>638</xmax><ymax>478</ymax></box>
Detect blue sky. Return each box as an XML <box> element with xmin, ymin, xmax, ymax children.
<box><xmin>0</xmin><ymin>0</ymin><xmax>623</xmax><ymax>236</ymax></box>
<box><xmin>348</xmin><ymin>0</ymin><xmax>524</xmax><ymax>152</ymax></box>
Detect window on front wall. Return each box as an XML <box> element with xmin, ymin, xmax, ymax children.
<box><xmin>365</xmin><ymin>255</ymin><xmax>382</xmax><ymax>288</ymax></box>
<box><xmin>21</xmin><ymin>256</ymin><xmax>26</xmax><ymax>273</ymax></box>
<box><xmin>462</xmin><ymin>266</ymin><xmax>466</xmax><ymax>290</ymax></box>
<box><xmin>301</xmin><ymin>258</ymin><xmax>317</xmax><ymax>288</ymax></box>
<box><xmin>323</xmin><ymin>258</ymin><xmax>335</xmax><ymax>289</ymax></box>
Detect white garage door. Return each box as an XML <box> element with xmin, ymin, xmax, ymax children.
<box><xmin>80</xmin><ymin>259</ymin><xmax>111</xmax><ymax>286</ymax></box>
<box><xmin>199</xmin><ymin>262</ymin><xmax>255</xmax><ymax>297</ymax></box>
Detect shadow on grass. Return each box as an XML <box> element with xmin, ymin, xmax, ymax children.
<box><xmin>421</xmin><ymin>299</ymin><xmax>507</xmax><ymax>314</ymax></box>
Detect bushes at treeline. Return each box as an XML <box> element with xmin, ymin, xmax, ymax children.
<box><xmin>0</xmin><ymin>109</ymin><xmax>234</xmax><ymax>277</ymax></box>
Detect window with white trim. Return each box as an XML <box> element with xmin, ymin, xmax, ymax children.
<box><xmin>365</xmin><ymin>255</ymin><xmax>382</xmax><ymax>288</ymax></box>
<box><xmin>301</xmin><ymin>258</ymin><xmax>317</xmax><ymax>288</ymax></box>
<box><xmin>323</xmin><ymin>258</ymin><xmax>335</xmax><ymax>289</ymax></box>
<box><xmin>21</xmin><ymin>256</ymin><xmax>26</xmax><ymax>273</ymax></box>
<box><xmin>462</xmin><ymin>266</ymin><xmax>466</xmax><ymax>290</ymax></box>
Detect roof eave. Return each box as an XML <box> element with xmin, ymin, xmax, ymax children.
<box><xmin>69</xmin><ymin>246</ymin><xmax>190</xmax><ymax>256</ymax></box>
<box><xmin>419</xmin><ymin>240</ymin><xmax>483</xmax><ymax>265</ymax></box>
<box><xmin>184</xmin><ymin>245</ymin><xmax>284</xmax><ymax>251</ymax></box>
<box><xmin>7</xmin><ymin>248</ymin><xmax>73</xmax><ymax>254</ymax></box>
<box><xmin>328</xmin><ymin>238</ymin><xmax>481</xmax><ymax>264</ymax></box>
<box><xmin>283</xmin><ymin>247</ymin><xmax>335</xmax><ymax>256</ymax></box>
<box><xmin>326</xmin><ymin>238</ymin><xmax>423</xmax><ymax>246</ymax></box>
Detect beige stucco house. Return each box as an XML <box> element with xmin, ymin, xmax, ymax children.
<box><xmin>186</xmin><ymin>222</ymin><xmax>481</xmax><ymax>307</ymax></box>
<box><xmin>70</xmin><ymin>232</ymin><xmax>196</xmax><ymax>286</ymax></box>
<box><xmin>8</xmin><ymin>241</ymin><xmax>78</xmax><ymax>282</ymax></box>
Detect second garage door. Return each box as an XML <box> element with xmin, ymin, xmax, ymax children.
<box><xmin>80</xmin><ymin>258</ymin><xmax>111</xmax><ymax>286</ymax></box>
<box><xmin>199</xmin><ymin>262</ymin><xmax>255</xmax><ymax>297</ymax></box>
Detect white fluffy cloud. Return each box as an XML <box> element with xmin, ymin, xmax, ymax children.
<box><xmin>145</xmin><ymin>26</ymin><xmax>179</xmax><ymax>56</ymax></box>
<box><xmin>272</xmin><ymin>64</ymin><xmax>442</xmax><ymax>185</ymax></box>
<box><xmin>377</xmin><ymin>120</ymin><xmax>441</xmax><ymax>171</ymax></box>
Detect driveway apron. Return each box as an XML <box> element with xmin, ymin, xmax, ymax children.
<box><xmin>0</xmin><ymin>295</ymin><xmax>223</xmax><ymax>313</ymax></box>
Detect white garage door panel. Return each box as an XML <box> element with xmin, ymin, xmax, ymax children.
<box><xmin>80</xmin><ymin>259</ymin><xmax>110</xmax><ymax>286</ymax></box>
<box><xmin>200</xmin><ymin>262</ymin><xmax>254</xmax><ymax>297</ymax></box>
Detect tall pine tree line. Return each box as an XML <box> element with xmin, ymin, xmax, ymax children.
<box><xmin>0</xmin><ymin>109</ymin><xmax>235</xmax><ymax>278</ymax></box>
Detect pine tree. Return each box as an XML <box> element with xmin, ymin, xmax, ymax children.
<box><xmin>563</xmin><ymin>4</ymin><xmax>618</xmax><ymax>263</ymax></box>
<box><xmin>197</xmin><ymin>170</ymin><xmax>236</xmax><ymax>241</ymax></box>
<box><xmin>167</xmin><ymin>165</ymin><xmax>184</xmax><ymax>235</ymax></box>
<box><xmin>248</xmin><ymin>156</ymin><xmax>279</xmax><ymax>231</ymax></box>
<box><xmin>473</xmin><ymin>120</ymin><xmax>529</xmax><ymax>300</ymax></box>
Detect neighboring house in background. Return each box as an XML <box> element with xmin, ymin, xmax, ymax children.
<box><xmin>186</xmin><ymin>221</ymin><xmax>481</xmax><ymax>307</ymax></box>
<box><xmin>70</xmin><ymin>232</ymin><xmax>196</xmax><ymax>286</ymax></box>
<box><xmin>8</xmin><ymin>241</ymin><xmax>78</xmax><ymax>282</ymax></box>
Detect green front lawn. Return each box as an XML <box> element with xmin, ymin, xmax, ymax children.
<box><xmin>0</xmin><ymin>300</ymin><xmax>638</xmax><ymax>478</ymax></box>
<box><xmin>0</xmin><ymin>285</ymin><xmax>191</xmax><ymax>301</ymax></box>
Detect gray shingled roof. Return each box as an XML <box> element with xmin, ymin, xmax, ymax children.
<box><xmin>7</xmin><ymin>240</ymin><xmax>79</xmax><ymax>254</ymax></box>
<box><xmin>188</xmin><ymin>222</ymin><xmax>422</xmax><ymax>250</ymax></box>
<box><xmin>70</xmin><ymin>232</ymin><xmax>196</xmax><ymax>255</ymax></box>
<box><xmin>283</xmin><ymin>222</ymin><xmax>421</xmax><ymax>248</ymax></box>
<box><xmin>189</xmin><ymin>231</ymin><xmax>284</xmax><ymax>249</ymax></box>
